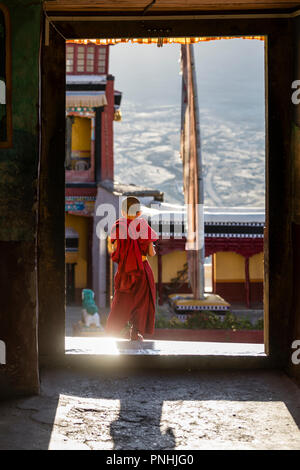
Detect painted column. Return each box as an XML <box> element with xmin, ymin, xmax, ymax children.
<box><xmin>244</xmin><ymin>256</ymin><xmax>250</xmax><ymax>309</ymax></box>
<box><xmin>101</xmin><ymin>75</ymin><xmax>114</xmax><ymax>181</ymax></box>
<box><xmin>157</xmin><ymin>246</ymin><xmax>163</xmax><ymax>306</ymax></box>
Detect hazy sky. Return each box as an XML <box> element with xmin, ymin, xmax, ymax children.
<box><xmin>109</xmin><ymin>39</ymin><xmax>266</xmax><ymax>207</ymax></box>
<box><xmin>110</xmin><ymin>39</ymin><xmax>265</xmax><ymax>121</ymax></box>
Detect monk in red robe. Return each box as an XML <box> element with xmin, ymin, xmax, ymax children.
<box><xmin>105</xmin><ymin>196</ymin><xmax>158</xmax><ymax>341</ymax></box>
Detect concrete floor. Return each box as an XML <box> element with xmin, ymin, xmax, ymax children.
<box><xmin>0</xmin><ymin>368</ymin><xmax>300</xmax><ymax>450</ymax></box>
<box><xmin>21</xmin><ymin>306</ymin><xmax>295</xmax><ymax>450</ymax></box>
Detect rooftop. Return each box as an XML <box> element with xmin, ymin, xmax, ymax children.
<box><xmin>142</xmin><ymin>202</ymin><xmax>265</xmax><ymax>226</ymax></box>
<box><xmin>66</xmin><ymin>74</ymin><xmax>107</xmax><ymax>85</ymax></box>
<box><xmin>99</xmin><ymin>180</ymin><xmax>164</xmax><ymax>201</ymax></box>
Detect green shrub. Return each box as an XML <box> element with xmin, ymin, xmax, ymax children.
<box><xmin>253</xmin><ymin>317</ymin><xmax>264</xmax><ymax>330</ymax></box>
<box><xmin>154</xmin><ymin>314</ymin><xmax>171</xmax><ymax>329</ymax></box>
<box><xmin>155</xmin><ymin>311</ymin><xmax>264</xmax><ymax>330</ymax></box>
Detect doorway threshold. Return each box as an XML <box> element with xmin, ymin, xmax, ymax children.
<box><xmin>53</xmin><ymin>336</ymin><xmax>273</xmax><ymax>371</ymax></box>
<box><xmin>65</xmin><ymin>336</ymin><xmax>265</xmax><ymax>357</ymax></box>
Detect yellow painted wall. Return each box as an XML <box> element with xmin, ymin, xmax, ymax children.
<box><xmin>147</xmin><ymin>250</ymin><xmax>187</xmax><ymax>283</ymax></box>
<box><xmin>162</xmin><ymin>250</ymin><xmax>187</xmax><ymax>283</ymax></box>
<box><xmin>142</xmin><ymin>249</ymin><xmax>263</xmax><ymax>285</ymax></box>
<box><xmin>215</xmin><ymin>252</ymin><xmax>245</xmax><ymax>281</ymax></box>
<box><xmin>214</xmin><ymin>251</ymin><xmax>264</xmax><ymax>282</ymax></box>
<box><xmin>147</xmin><ymin>254</ymin><xmax>158</xmax><ymax>281</ymax></box>
<box><xmin>65</xmin><ymin>213</ymin><xmax>88</xmax><ymax>288</ymax></box>
<box><xmin>249</xmin><ymin>252</ymin><xmax>264</xmax><ymax>280</ymax></box>
<box><xmin>205</xmin><ymin>264</ymin><xmax>212</xmax><ymax>291</ymax></box>
<box><xmin>72</xmin><ymin>116</ymin><xmax>91</xmax><ymax>151</ymax></box>
<box><xmin>148</xmin><ymin>250</ymin><xmax>213</xmax><ymax>290</ymax></box>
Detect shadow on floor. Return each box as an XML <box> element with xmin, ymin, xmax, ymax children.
<box><xmin>0</xmin><ymin>367</ymin><xmax>300</xmax><ymax>450</ymax></box>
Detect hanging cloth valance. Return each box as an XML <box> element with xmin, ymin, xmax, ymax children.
<box><xmin>66</xmin><ymin>91</ymin><xmax>107</xmax><ymax>108</ymax></box>
<box><xmin>66</xmin><ymin>36</ymin><xmax>264</xmax><ymax>46</ymax></box>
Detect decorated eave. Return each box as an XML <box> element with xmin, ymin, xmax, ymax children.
<box><xmin>66</xmin><ymin>74</ymin><xmax>122</xmax><ymax>115</ymax></box>
<box><xmin>142</xmin><ymin>204</ymin><xmax>265</xmax><ymax>239</ymax></box>
<box><xmin>204</xmin><ymin>207</ymin><xmax>265</xmax><ymax>239</ymax></box>
<box><xmin>65</xmin><ymin>187</ymin><xmax>97</xmax><ymax>216</ymax></box>
<box><xmin>65</xmin><ymin>196</ymin><xmax>96</xmax><ymax>216</ymax></box>
<box><xmin>66</xmin><ymin>90</ymin><xmax>107</xmax><ymax>108</ymax></box>
<box><xmin>168</xmin><ymin>293</ymin><xmax>230</xmax><ymax>313</ymax></box>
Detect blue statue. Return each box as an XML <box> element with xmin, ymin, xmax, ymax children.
<box><xmin>81</xmin><ymin>289</ymin><xmax>103</xmax><ymax>329</ymax></box>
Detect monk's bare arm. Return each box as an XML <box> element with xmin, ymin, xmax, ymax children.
<box><xmin>148</xmin><ymin>242</ymin><xmax>156</xmax><ymax>257</ymax></box>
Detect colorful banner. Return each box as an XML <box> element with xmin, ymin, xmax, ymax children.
<box><xmin>65</xmin><ymin>197</ymin><xmax>95</xmax><ymax>216</ymax></box>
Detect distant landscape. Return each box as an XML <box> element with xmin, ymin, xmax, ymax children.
<box><xmin>111</xmin><ymin>39</ymin><xmax>265</xmax><ymax>208</ymax></box>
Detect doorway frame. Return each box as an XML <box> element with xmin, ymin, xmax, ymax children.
<box><xmin>39</xmin><ymin>12</ymin><xmax>294</xmax><ymax>368</ymax></box>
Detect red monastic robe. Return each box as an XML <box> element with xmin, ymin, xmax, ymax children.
<box><xmin>105</xmin><ymin>216</ymin><xmax>158</xmax><ymax>336</ymax></box>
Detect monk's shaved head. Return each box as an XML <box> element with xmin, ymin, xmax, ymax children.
<box><xmin>121</xmin><ymin>196</ymin><xmax>141</xmax><ymax>217</ymax></box>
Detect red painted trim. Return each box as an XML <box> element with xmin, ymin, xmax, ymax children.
<box><xmin>66</xmin><ymin>43</ymin><xmax>109</xmax><ymax>75</ymax></box>
<box><xmin>156</xmin><ymin>238</ymin><xmax>186</xmax><ymax>255</ymax></box>
<box><xmin>66</xmin><ymin>168</ymin><xmax>95</xmax><ymax>183</ymax></box>
<box><xmin>94</xmin><ymin>44</ymin><xmax>99</xmax><ymax>74</ymax></box>
<box><xmin>215</xmin><ymin>281</ymin><xmax>263</xmax><ymax>306</ymax></box>
<box><xmin>144</xmin><ymin>329</ymin><xmax>264</xmax><ymax>343</ymax></box>
<box><xmin>105</xmin><ymin>45</ymin><xmax>109</xmax><ymax>75</ymax></box>
<box><xmin>205</xmin><ymin>236</ymin><xmax>263</xmax><ymax>258</ymax></box>
<box><xmin>73</xmin><ymin>43</ymin><xmax>77</xmax><ymax>74</ymax></box>
<box><xmin>156</xmin><ymin>236</ymin><xmax>263</xmax><ymax>259</ymax></box>
<box><xmin>65</xmin><ymin>187</ymin><xmax>97</xmax><ymax>197</ymax></box>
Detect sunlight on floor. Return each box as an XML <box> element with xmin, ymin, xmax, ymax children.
<box><xmin>159</xmin><ymin>400</ymin><xmax>300</xmax><ymax>450</ymax></box>
<box><xmin>49</xmin><ymin>394</ymin><xmax>120</xmax><ymax>450</ymax></box>
<box><xmin>48</xmin><ymin>393</ymin><xmax>300</xmax><ymax>450</ymax></box>
<box><xmin>65</xmin><ymin>336</ymin><xmax>265</xmax><ymax>356</ymax></box>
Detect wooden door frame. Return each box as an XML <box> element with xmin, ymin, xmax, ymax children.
<box><xmin>40</xmin><ymin>13</ymin><xmax>294</xmax><ymax>366</ymax></box>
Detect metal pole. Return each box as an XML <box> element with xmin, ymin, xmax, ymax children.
<box><xmin>190</xmin><ymin>44</ymin><xmax>205</xmax><ymax>299</ymax></box>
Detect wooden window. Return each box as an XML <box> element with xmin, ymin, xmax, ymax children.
<box><xmin>76</xmin><ymin>45</ymin><xmax>85</xmax><ymax>72</ymax></box>
<box><xmin>86</xmin><ymin>46</ymin><xmax>94</xmax><ymax>72</ymax></box>
<box><xmin>98</xmin><ymin>47</ymin><xmax>106</xmax><ymax>74</ymax></box>
<box><xmin>66</xmin><ymin>44</ymin><xmax>108</xmax><ymax>75</ymax></box>
<box><xmin>0</xmin><ymin>4</ymin><xmax>12</xmax><ymax>148</ymax></box>
<box><xmin>66</xmin><ymin>45</ymin><xmax>74</xmax><ymax>73</ymax></box>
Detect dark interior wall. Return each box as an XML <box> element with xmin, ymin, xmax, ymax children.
<box><xmin>265</xmin><ymin>25</ymin><xmax>294</xmax><ymax>365</ymax></box>
<box><xmin>289</xmin><ymin>16</ymin><xmax>300</xmax><ymax>384</ymax></box>
<box><xmin>0</xmin><ymin>0</ymin><xmax>43</xmax><ymax>396</ymax></box>
<box><xmin>0</xmin><ymin>6</ymin><xmax>298</xmax><ymax>394</ymax></box>
<box><xmin>38</xmin><ymin>18</ymin><xmax>66</xmax><ymax>358</ymax></box>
